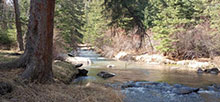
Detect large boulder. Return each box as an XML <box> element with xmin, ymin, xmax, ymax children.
<box><xmin>97</xmin><ymin>71</ymin><xmax>115</xmax><ymax>79</ymax></box>
<box><xmin>53</xmin><ymin>61</ymin><xmax>79</xmax><ymax>84</ymax></box>
<box><xmin>114</xmin><ymin>52</ymin><xmax>128</xmax><ymax>60</ymax></box>
<box><xmin>56</xmin><ymin>53</ymin><xmax>92</xmax><ymax>66</ymax></box>
<box><xmin>135</xmin><ymin>54</ymin><xmax>167</xmax><ymax>64</ymax></box>
<box><xmin>188</xmin><ymin>61</ymin><xmax>211</xmax><ymax>68</ymax></box>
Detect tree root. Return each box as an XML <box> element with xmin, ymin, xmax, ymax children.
<box><xmin>0</xmin><ymin>51</ymin><xmax>29</xmax><ymax>70</ymax></box>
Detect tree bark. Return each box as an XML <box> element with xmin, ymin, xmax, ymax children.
<box><xmin>13</xmin><ymin>0</ymin><xmax>24</xmax><ymax>51</ymax></box>
<box><xmin>0</xmin><ymin>0</ymin><xmax>56</xmax><ymax>83</ymax></box>
<box><xmin>19</xmin><ymin>0</ymin><xmax>55</xmax><ymax>83</ymax></box>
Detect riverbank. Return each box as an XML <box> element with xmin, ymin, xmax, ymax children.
<box><xmin>0</xmin><ymin>50</ymin><xmax>123</xmax><ymax>102</ymax></box>
<box><xmin>111</xmin><ymin>51</ymin><xmax>220</xmax><ymax>72</ymax></box>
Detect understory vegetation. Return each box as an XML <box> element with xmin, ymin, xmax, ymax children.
<box><xmin>56</xmin><ymin>0</ymin><xmax>220</xmax><ymax>60</ymax></box>
<box><xmin>0</xmin><ymin>0</ymin><xmax>220</xmax><ymax>101</ymax></box>
<box><xmin>1</xmin><ymin>0</ymin><xmax>220</xmax><ymax>59</ymax></box>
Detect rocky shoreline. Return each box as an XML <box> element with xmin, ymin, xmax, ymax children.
<box><xmin>113</xmin><ymin>51</ymin><xmax>220</xmax><ymax>71</ymax></box>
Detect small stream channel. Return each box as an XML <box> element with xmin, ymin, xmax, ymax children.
<box><xmin>73</xmin><ymin>47</ymin><xmax>220</xmax><ymax>102</ymax></box>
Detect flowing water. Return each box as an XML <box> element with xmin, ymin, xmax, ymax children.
<box><xmin>74</xmin><ymin>47</ymin><xmax>220</xmax><ymax>102</ymax></box>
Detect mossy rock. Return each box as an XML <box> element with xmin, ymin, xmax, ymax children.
<box><xmin>53</xmin><ymin>61</ymin><xmax>79</xmax><ymax>84</ymax></box>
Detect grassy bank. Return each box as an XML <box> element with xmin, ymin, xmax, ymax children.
<box><xmin>0</xmin><ymin>50</ymin><xmax>123</xmax><ymax>102</ymax></box>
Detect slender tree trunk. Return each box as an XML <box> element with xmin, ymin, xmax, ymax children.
<box><xmin>0</xmin><ymin>0</ymin><xmax>7</xmax><ymax>30</ymax></box>
<box><xmin>13</xmin><ymin>0</ymin><xmax>24</xmax><ymax>51</ymax></box>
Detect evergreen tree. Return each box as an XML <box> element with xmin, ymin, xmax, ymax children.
<box><xmin>151</xmin><ymin>0</ymin><xmax>203</xmax><ymax>53</ymax></box>
<box><xmin>204</xmin><ymin>0</ymin><xmax>220</xmax><ymax>33</ymax></box>
<box><xmin>83</xmin><ymin>0</ymin><xmax>108</xmax><ymax>47</ymax></box>
<box><xmin>55</xmin><ymin>0</ymin><xmax>85</xmax><ymax>50</ymax></box>
<box><xmin>103</xmin><ymin>0</ymin><xmax>154</xmax><ymax>50</ymax></box>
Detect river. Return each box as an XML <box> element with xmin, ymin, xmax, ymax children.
<box><xmin>74</xmin><ymin>47</ymin><xmax>220</xmax><ymax>102</ymax></box>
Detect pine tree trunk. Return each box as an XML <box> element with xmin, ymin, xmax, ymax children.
<box><xmin>20</xmin><ymin>0</ymin><xmax>55</xmax><ymax>83</ymax></box>
<box><xmin>13</xmin><ymin>0</ymin><xmax>24</xmax><ymax>51</ymax></box>
<box><xmin>0</xmin><ymin>0</ymin><xmax>7</xmax><ymax>30</ymax></box>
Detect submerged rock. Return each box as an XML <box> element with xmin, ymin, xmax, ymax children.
<box><xmin>204</xmin><ymin>68</ymin><xmax>219</xmax><ymax>74</ymax></box>
<box><xmin>97</xmin><ymin>71</ymin><xmax>115</xmax><ymax>79</ymax></box>
<box><xmin>210</xmin><ymin>68</ymin><xmax>219</xmax><ymax>74</ymax></box>
<box><xmin>75</xmin><ymin>69</ymin><xmax>88</xmax><ymax>78</ymax></box>
<box><xmin>107</xmin><ymin>64</ymin><xmax>115</xmax><ymax>68</ymax></box>
<box><xmin>173</xmin><ymin>87</ymin><xmax>199</xmax><ymax>95</ymax></box>
<box><xmin>0</xmin><ymin>82</ymin><xmax>12</xmax><ymax>95</ymax></box>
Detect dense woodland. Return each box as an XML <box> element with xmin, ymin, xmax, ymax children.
<box><xmin>0</xmin><ymin>0</ymin><xmax>220</xmax><ymax>82</ymax></box>
<box><xmin>0</xmin><ymin>1</ymin><xmax>220</xmax><ymax>102</ymax></box>
<box><xmin>0</xmin><ymin>0</ymin><xmax>220</xmax><ymax>59</ymax></box>
<box><xmin>1</xmin><ymin>0</ymin><xmax>220</xmax><ymax>60</ymax></box>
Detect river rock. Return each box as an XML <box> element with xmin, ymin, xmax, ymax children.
<box><xmin>53</xmin><ymin>61</ymin><xmax>79</xmax><ymax>84</ymax></box>
<box><xmin>188</xmin><ymin>61</ymin><xmax>210</xmax><ymax>69</ymax></box>
<box><xmin>75</xmin><ymin>69</ymin><xmax>88</xmax><ymax>78</ymax></box>
<box><xmin>197</xmin><ymin>68</ymin><xmax>204</xmax><ymax>73</ymax></box>
<box><xmin>67</xmin><ymin>53</ymin><xmax>74</xmax><ymax>57</ymax></box>
<box><xmin>114</xmin><ymin>52</ymin><xmax>128</xmax><ymax>60</ymax></box>
<box><xmin>107</xmin><ymin>64</ymin><xmax>115</xmax><ymax>68</ymax></box>
<box><xmin>206</xmin><ymin>84</ymin><xmax>220</xmax><ymax>92</ymax></box>
<box><xmin>135</xmin><ymin>54</ymin><xmax>167</xmax><ymax>64</ymax></box>
<box><xmin>97</xmin><ymin>71</ymin><xmax>115</xmax><ymax>79</ymax></box>
<box><xmin>173</xmin><ymin>87</ymin><xmax>199</xmax><ymax>95</ymax></box>
<box><xmin>0</xmin><ymin>82</ymin><xmax>12</xmax><ymax>95</ymax></box>
<box><xmin>120</xmin><ymin>81</ymin><xmax>220</xmax><ymax>102</ymax></box>
<box><xmin>210</xmin><ymin>68</ymin><xmax>219</xmax><ymax>74</ymax></box>
<box><xmin>204</xmin><ymin>69</ymin><xmax>211</xmax><ymax>73</ymax></box>
<box><xmin>204</xmin><ymin>68</ymin><xmax>219</xmax><ymax>74</ymax></box>
<box><xmin>56</xmin><ymin>53</ymin><xmax>92</xmax><ymax>66</ymax></box>
<box><xmin>75</xmin><ymin>64</ymin><xmax>83</xmax><ymax>68</ymax></box>
<box><xmin>121</xmin><ymin>81</ymin><xmax>163</xmax><ymax>89</ymax></box>
<box><xmin>119</xmin><ymin>54</ymin><xmax>135</xmax><ymax>61</ymax></box>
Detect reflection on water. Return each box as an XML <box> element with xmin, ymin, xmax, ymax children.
<box><xmin>76</xmin><ymin>61</ymin><xmax>220</xmax><ymax>88</ymax></box>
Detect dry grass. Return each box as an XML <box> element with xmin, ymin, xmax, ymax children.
<box><xmin>0</xmin><ymin>51</ymin><xmax>123</xmax><ymax>102</ymax></box>
<box><xmin>0</xmin><ymin>69</ymin><xmax>123</xmax><ymax>102</ymax></box>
